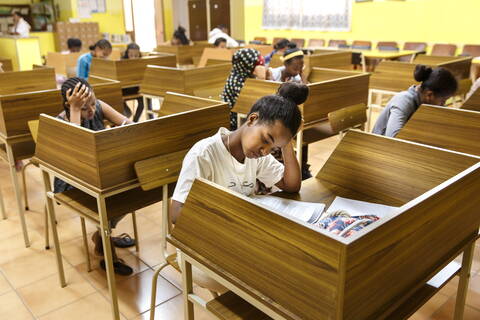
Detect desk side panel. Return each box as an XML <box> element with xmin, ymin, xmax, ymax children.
<box><xmin>0</xmin><ymin>68</ymin><xmax>57</xmax><ymax>95</ymax></box>
<box><xmin>92</xmin><ymin>81</ymin><xmax>123</xmax><ymax>114</ymax></box>
<box><xmin>94</xmin><ymin>104</ymin><xmax>230</xmax><ymax>189</ymax></box>
<box><xmin>303</xmin><ymin>74</ymin><xmax>370</xmax><ymax>124</ymax></box>
<box><xmin>397</xmin><ymin>105</ymin><xmax>480</xmax><ymax>156</ymax></box>
<box><xmin>159</xmin><ymin>93</ymin><xmax>228</xmax><ymax>117</ymax></box>
<box><xmin>308</xmin><ymin>52</ymin><xmax>352</xmax><ymax>70</ymax></box>
<box><xmin>184</xmin><ymin>63</ymin><xmax>230</xmax><ymax>94</ymax></box>
<box><xmin>173</xmin><ymin>179</ymin><xmax>344</xmax><ymax>320</ymax></box>
<box><xmin>0</xmin><ymin>90</ymin><xmax>62</xmax><ymax>137</ymax></box>
<box><xmin>309</xmin><ymin>68</ymin><xmax>364</xmax><ymax>87</ymax></box>
<box><xmin>232</xmin><ymin>79</ymin><xmax>281</xmax><ymax>114</ymax></box>
<box><xmin>462</xmin><ymin>88</ymin><xmax>480</xmax><ymax>111</ymax></box>
<box><xmin>369</xmin><ymin>61</ymin><xmax>418</xmax><ymax>92</ymax></box>
<box><xmin>116</xmin><ymin>56</ymin><xmax>177</xmax><ymax>86</ymax></box>
<box><xmin>317</xmin><ymin>131</ymin><xmax>479</xmax><ymax>205</ymax></box>
<box><xmin>140</xmin><ymin>66</ymin><xmax>185</xmax><ymax>96</ymax></box>
<box><xmin>90</xmin><ymin>59</ymin><xmax>118</xmax><ymax>81</ymax></box>
<box><xmin>343</xmin><ymin>164</ymin><xmax>480</xmax><ymax>320</ymax></box>
<box><xmin>35</xmin><ymin>115</ymin><xmax>100</xmax><ymax>187</ymax></box>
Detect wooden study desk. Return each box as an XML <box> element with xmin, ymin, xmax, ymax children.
<box><xmin>397</xmin><ymin>105</ymin><xmax>480</xmax><ymax>156</ymax></box>
<box><xmin>196</xmin><ymin>48</ymin><xmax>234</xmax><ymax>67</ymax></box>
<box><xmin>233</xmin><ymin>70</ymin><xmax>370</xmax><ymax>163</ymax></box>
<box><xmin>34</xmin><ymin>99</ymin><xmax>230</xmax><ymax>320</ymax></box>
<box><xmin>140</xmin><ymin>63</ymin><xmax>230</xmax><ymax>118</ymax></box>
<box><xmin>0</xmin><ymin>76</ymin><xmax>123</xmax><ymax>247</ymax></box>
<box><xmin>46</xmin><ymin>52</ymin><xmax>82</xmax><ymax>77</ymax></box>
<box><xmin>269</xmin><ymin>51</ymin><xmax>352</xmax><ymax>72</ymax></box>
<box><xmin>172</xmin><ymin>130</ymin><xmax>480</xmax><ymax>320</ymax></box>
<box><xmin>0</xmin><ymin>57</ymin><xmax>13</xmax><ymax>72</ymax></box>
<box><xmin>461</xmin><ymin>85</ymin><xmax>480</xmax><ymax>112</ymax></box>
<box><xmin>155</xmin><ymin>42</ymin><xmax>212</xmax><ymax>65</ymax></box>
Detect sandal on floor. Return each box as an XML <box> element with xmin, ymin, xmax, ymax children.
<box><xmin>112</xmin><ymin>233</ymin><xmax>136</xmax><ymax>248</ymax></box>
<box><xmin>100</xmin><ymin>259</ymin><xmax>133</xmax><ymax>276</ymax></box>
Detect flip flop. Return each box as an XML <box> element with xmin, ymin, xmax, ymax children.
<box><xmin>112</xmin><ymin>233</ymin><xmax>136</xmax><ymax>248</ymax></box>
<box><xmin>100</xmin><ymin>258</ymin><xmax>133</xmax><ymax>276</ymax></box>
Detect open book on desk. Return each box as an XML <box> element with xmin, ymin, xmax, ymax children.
<box><xmin>251</xmin><ymin>195</ymin><xmax>398</xmax><ymax>224</ymax></box>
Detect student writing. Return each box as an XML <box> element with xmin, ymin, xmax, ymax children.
<box><xmin>121</xmin><ymin>43</ymin><xmax>144</xmax><ymax>122</ymax></box>
<box><xmin>77</xmin><ymin>39</ymin><xmax>112</xmax><ymax>79</ymax></box>
<box><xmin>372</xmin><ymin>65</ymin><xmax>457</xmax><ymax>137</ymax></box>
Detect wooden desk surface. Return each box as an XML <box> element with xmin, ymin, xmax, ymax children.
<box><xmin>311</xmin><ymin>47</ymin><xmax>418</xmax><ymax>59</ymax></box>
<box><xmin>397</xmin><ymin>105</ymin><xmax>480</xmax><ymax>156</ymax></box>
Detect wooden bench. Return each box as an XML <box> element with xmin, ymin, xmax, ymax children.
<box><xmin>155</xmin><ymin>42</ymin><xmax>212</xmax><ymax>65</ymax></box>
<box><xmin>172</xmin><ymin>130</ymin><xmax>480</xmax><ymax>320</ymax></box>
<box><xmin>46</xmin><ymin>52</ymin><xmax>82</xmax><ymax>77</ymax></box>
<box><xmin>140</xmin><ymin>63</ymin><xmax>231</xmax><ymax>118</ymax></box>
<box><xmin>34</xmin><ymin>99</ymin><xmax>230</xmax><ymax>320</ymax></box>
<box><xmin>0</xmin><ymin>76</ymin><xmax>123</xmax><ymax>247</ymax></box>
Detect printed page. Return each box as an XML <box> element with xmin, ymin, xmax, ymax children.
<box><xmin>327</xmin><ymin>196</ymin><xmax>398</xmax><ymax>218</ymax></box>
<box><xmin>251</xmin><ymin>195</ymin><xmax>326</xmax><ymax>223</ymax></box>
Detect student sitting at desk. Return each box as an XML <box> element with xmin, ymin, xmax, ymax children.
<box><xmin>121</xmin><ymin>43</ymin><xmax>144</xmax><ymax>122</ymax></box>
<box><xmin>265</xmin><ymin>38</ymin><xmax>290</xmax><ymax>65</ymax></box>
<box><xmin>9</xmin><ymin>11</ymin><xmax>30</xmax><ymax>38</ymax></box>
<box><xmin>61</xmin><ymin>38</ymin><xmax>82</xmax><ymax>54</ymax></box>
<box><xmin>221</xmin><ymin>48</ymin><xmax>267</xmax><ymax>129</ymax></box>
<box><xmin>267</xmin><ymin>47</ymin><xmax>307</xmax><ymax>84</ymax></box>
<box><xmin>55</xmin><ymin>77</ymin><xmax>135</xmax><ymax>275</ymax></box>
<box><xmin>170</xmin><ymin>26</ymin><xmax>191</xmax><ymax>46</ymax></box>
<box><xmin>372</xmin><ymin>65</ymin><xmax>457</xmax><ymax>137</ymax></box>
<box><xmin>213</xmin><ymin>37</ymin><xmax>227</xmax><ymax>49</ymax></box>
<box><xmin>171</xmin><ymin>82</ymin><xmax>305</xmax><ymax>291</ymax></box>
<box><xmin>77</xmin><ymin>39</ymin><xmax>112</xmax><ymax>79</ymax></box>
<box><xmin>208</xmin><ymin>24</ymin><xmax>239</xmax><ymax>48</ymax></box>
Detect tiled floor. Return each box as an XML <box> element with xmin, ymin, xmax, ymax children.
<box><xmin>0</xmin><ymin>125</ymin><xmax>479</xmax><ymax>319</ymax></box>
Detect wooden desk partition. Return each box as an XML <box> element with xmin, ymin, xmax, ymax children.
<box><xmin>0</xmin><ymin>68</ymin><xmax>57</xmax><ymax>95</ymax></box>
<box><xmin>0</xmin><ymin>57</ymin><xmax>13</xmax><ymax>72</ymax></box>
<box><xmin>172</xmin><ymin>130</ymin><xmax>480</xmax><ymax>320</ymax></box>
<box><xmin>414</xmin><ymin>55</ymin><xmax>472</xmax><ymax>79</ymax></box>
<box><xmin>461</xmin><ymin>87</ymin><xmax>480</xmax><ymax>111</ymax></box>
<box><xmin>397</xmin><ymin>105</ymin><xmax>480</xmax><ymax>156</ymax></box>
<box><xmin>46</xmin><ymin>52</ymin><xmax>82</xmax><ymax>76</ymax></box>
<box><xmin>370</xmin><ymin>61</ymin><xmax>419</xmax><ymax>92</ymax></box>
<box><xmin>269</xmin><ymin>51</ymin><xmax>352</xmax><ymax>70</ymax></box>
<box><xmin>197</xmin><ymin>48</ymin><xmax>234</xmax><ymax>68</ymax></box>
<box><xmin>157</xmin><ymin>92</ymin><xmax>228</xmax><ymax>117</ymax></box>
<box><xmin>308</xmin><ymin>67</ymin><xmax>362</xmax><ymax>83</ymax></box>
<box><xmin>90</xmin><ymin>54</ymin><xmax>177</xmax><ymax>88</ymax></box>
<box><xmin>232</xmin><ymin>79</ymin><xmax>281</xmax><ymax>115</ymax></box>
<box><xmin>140</xmin><ymin>63</ymin><xmax>230</xmax><ymax>99</ymax></box>
<box><xmin>155</xmin><ymin>43</ymin><xmax>212</xmax><ymax>65</ymax></box>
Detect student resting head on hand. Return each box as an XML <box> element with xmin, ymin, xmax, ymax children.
<box><xmin>268</xmin><ymin>47</ymin><xmax>307</xmax><ymax>84</ymax></box>
<box><xmin>372</xmin><ymin>64</ymin><xmax>457</xmax><ymax>137</ymax></box>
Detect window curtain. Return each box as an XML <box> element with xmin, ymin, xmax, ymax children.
<box><xmin>262</xmin><ymin>0</ymin><xmax>351</xmax><ymax>31</ymax></box>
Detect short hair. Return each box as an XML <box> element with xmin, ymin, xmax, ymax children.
<box><xmin>214</xmin><ymin>37</ymin><xmax>227</xmax><ymax>47</ymax></box>
<box><xmin>89</xmin><ymin>39</ymin><xmax>112</xmax><ymax>51</ymax></box>
<box><xmin>247</xmin><ymin>83</ymin><xmax>309</xmax><ymax>137</ymax></box>
<box><xmin>274</xmin><ymin>39</ymin><xmax>289</xmax><ymax>50</ymax></box>
<box><xmin>122</xmin><ymin>42</ymin><xmax>140</xmax><ymax>59</ymax></box>
<box><xmin>414</xmin><ymin>64</ymin><xmax>458</xmax><ymax>97</ymax></box>
<box><xmin>67</xmin><ymin>38</ymin><xmax>82</xmax><ymax>49</ymax></box>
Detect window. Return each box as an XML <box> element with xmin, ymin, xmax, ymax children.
<box><xmin>263</xmin><ymin>0</ymin><xmax>351</xmax><ymax>31</ymax></box>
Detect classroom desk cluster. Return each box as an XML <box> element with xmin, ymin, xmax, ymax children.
<box><xmin>0</xmin><ymin>40</ymin><xmax>480</xmax><ymax>320</ymax></box>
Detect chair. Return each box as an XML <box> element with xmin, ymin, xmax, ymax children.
<box><xmin>328</xmin><ymin>39</ymin><xmax>347</xmax><ymax>48</ymax></box>
<box><xmin>307</xmin><ymin>39</ymin><xmax>325</xmax><ymax>48</ymax></box>
<box><xmin>352</xmin><ymin>40</ymin><xmax>372</xmax><ymax>50</ymax></box>
<box><xmin>461</xmin><ymin>44</ymin><xmax>480</xmax><ymax>57</ymax></box>
<box><xmin>253</xmin><ymin>37</ymin><xmax>267</xmax><ymax>44</ymax></box>
<box><xmin>431</xmin><ymin>43</ymin><xmax>457</xmax><ymax>56</ymax></box>
<box><xmin>398</xmin><ymin>42</ymin><xmax>428</xmax><ymax>62</ymax></box>
<box><xmin>377</xmin><ymin>41</ymin><xmax>399</xmax><ymax>51</ymax></box>
<box><xmin>290</xmin><ymin>38</ymin><xmax>305</xmax><ymax>48</ymax></box>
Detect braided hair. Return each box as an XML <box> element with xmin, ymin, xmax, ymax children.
<box><xmin>60</xmin><ymin>77</ymin><xmax>92</xmax><ymax>119</ymax></box>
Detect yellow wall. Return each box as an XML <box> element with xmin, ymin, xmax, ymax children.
<box><xmin>62</xmin><ymin>0</ymin><xmax>125</xmax><ymax>35</ymax></box>
<box><xmin>163</xmin><ymin>0</ymin><xmax>174</xmax><ymax>41</ymax></box>
<box><xmin>244</xmin><ymin>0</ymin><xmax>480</xmax><ymax>52</ymax></box>
<box><xmin>31</xmin><ymin>32</ymin><xmax>56</xmax><ymax>56</ymax></box>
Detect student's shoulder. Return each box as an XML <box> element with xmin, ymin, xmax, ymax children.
<box><xmin>186</xmin><ymin>134</ymin><xmax>220</xmax><ymax>160</ymax></box>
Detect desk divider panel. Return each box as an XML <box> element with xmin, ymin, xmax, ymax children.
<box><xmin>46</xmin><ymin>52</ymin><xmax>82</xmax><ymax>76</ymax></box>
<box><xmin>414</xmin><ymin>55</ymin><xmax>472</xmax><ymax>79</ymax></box>
<box><xmin>303</xmin><ymin>73</ymin><xmax>370</xmax><ymax>124</ymax></box>
<box><xmin>155</xmin><ymin>43</ymin><xmax>212</xmax><ymax>65</ymax></box>
<box><xmin>396</xmin><ymin>105</ymin><xmax>480</xmax><ymax>155</ymax></box>
<box><xmin>0</xmin><ymin>68</ymin><xmax>57</xmax><ymax>95</ymax></box>
<box><xmin>158</xmin><ymin>92</ymin><xmax>228</xmax><ymax>117</ymax></box>
<box><xmin>232</xmin><ymin>79</ymin><xmax>281</xmax><ymax>115</ymax></box>
<box><xmin>35</xmin><ymin>104</ymin><xmax>230</xmax><ymax>190</ymax></box>
<box><xmin>370</xmin><ymin>61</ymin><xmax>418</xmax><ymax>91</ymax></box>
<box><xmin>197</xmin><ymin>48</ymin><xmax>234</xmax><ymax>67</ymax></box>
<box><xmin>309</xmin><ymin>67</ymin><xmax>364</xmax><ymax>84</ymax></box>
<box><xmin>140</xmin><ymin>63</ymin><xmax>231</xmax><ymax>97</ymax></box>
<box><xmin>462</xmin><ymin>87</ymin><xmax>480</xmax><ymax>111</ymax></box>
<box><xmin>90</xmin><ymin>55</ymin><xmax>177</xmax><ymax>87</ymax></box>
<box><xmin>172</xmin><ymin>130</ymin><xmax>480</xmax><ymax>320</ymax></box>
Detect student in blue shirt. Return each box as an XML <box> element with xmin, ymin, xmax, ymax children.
<box><xmin>77</xmin><ymin>39</ymin><xmax>112</xmax><ymax>79</ymax></box>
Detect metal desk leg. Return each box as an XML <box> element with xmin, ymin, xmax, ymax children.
<box><xmin>454</xmin><ymin>240</ymin><xmax>476</xmax><ymax>320</ymax></box>
<box><xmin>42</xmin><ymin>170</ymin><xmax>66</xmax><ymax>287</ymax></box>
<box><xmin>180</xmin><ymin>253</ymin><xmax>194</xmax><ymax>320</ymax></box>
<box><xmin>6</xmin><ymin>144</ymin><xmax>29</xmax><ymax>247</ymax></box>
<box><xmin>97</xmin><ymin>195</ymin><xmax>120</xmax><ymax>320</ymax></box>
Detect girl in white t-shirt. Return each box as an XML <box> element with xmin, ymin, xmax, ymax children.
<box><xmin>171</xmin><ymin>82</ymin><xmax>308</xmax><ymax>223</ymax></box>
<box><xmin>268</xmin><ymin>48</ymin><xmax>308</xmax><ymax>84</ymax></box>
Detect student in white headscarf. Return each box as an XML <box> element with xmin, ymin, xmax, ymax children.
<box><xmin>208</xmin><ymin>24</ymin><xmax>239</xmax><ymax>48</ymax></box>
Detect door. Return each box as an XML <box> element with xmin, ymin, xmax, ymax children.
<box><xmin>209</xmin><ymin>0</ymin><xmax>230</xmax><ymax>32</ymax></box>
<box><xmin>188</xmin><ymin>0</ymin><xmax>208</xmax><ymax>41</ymax></box>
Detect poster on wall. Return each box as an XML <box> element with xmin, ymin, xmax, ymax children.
<box><xmin>77</xmin><ymin>0</ymin><xmax>106</xmax><ymax>18</ymax></box>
